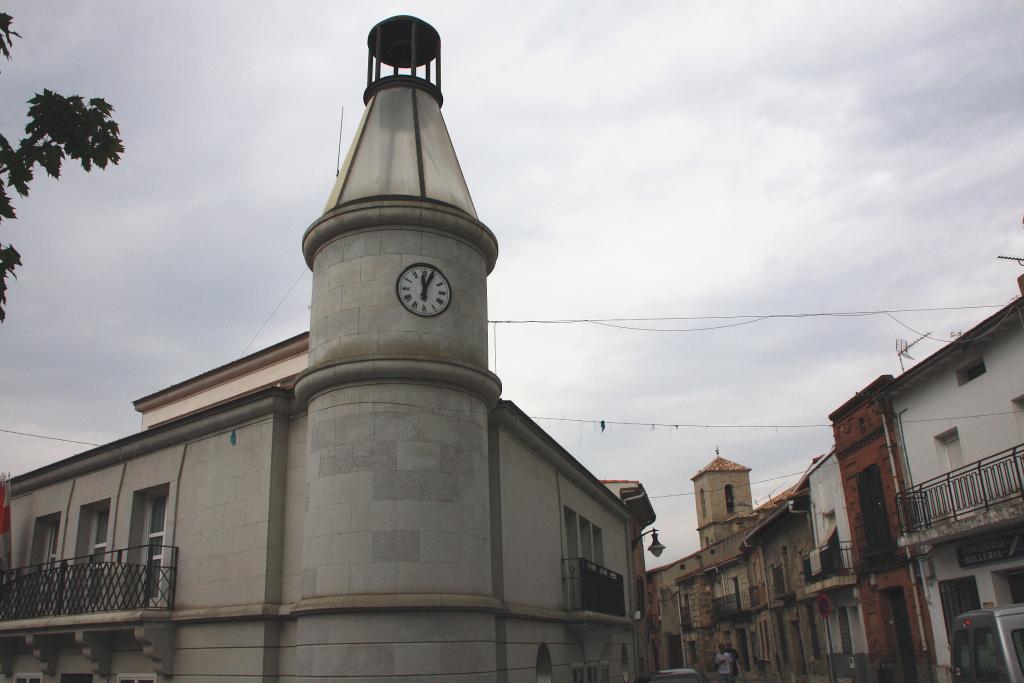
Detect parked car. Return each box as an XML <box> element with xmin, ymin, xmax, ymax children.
<box><xmin>637</xmin><ymin>669</ymin><xmax>710</xmax><ymax>683</ymax></box>
<box><xmin>951</xmin><ymin>605</ymin><xmax>1024</xmax><ymax>682</ymax></box>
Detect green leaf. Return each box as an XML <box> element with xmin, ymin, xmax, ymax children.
<box><xmin>0</xmin><ymin>242</ymin><xmax>23</xmax><ymax>323</ymax></box>
<box><xmin>0</xmin><ymin>13</ymin><xmax>20</xmax><ymax>63</ymax></box>
<box><xmin>0</xmin><ymin>17</ymin><xmax>124</xmax><ymax>322</ymax></box>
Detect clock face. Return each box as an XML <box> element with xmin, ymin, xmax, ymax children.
<box><xmin>396</xmin><ymin>263</ymin><xmax>451</xmax><ymax>317</ymax></box>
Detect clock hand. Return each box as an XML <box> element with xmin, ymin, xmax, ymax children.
<box><xmin>421</xmin><ymin>271</ymin><xmax>435</xmax><ymax>300</ymax></box>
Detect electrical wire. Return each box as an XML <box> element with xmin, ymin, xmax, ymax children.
<box><xmin>532</xmin><ymin>416</ymin><xmax>830</xmax><ymax>429</ymax></box>
<box><xmin>242</xmin><ymin>269</ymin><xmax>307</xmax><ymax>356</ymax></box>
<box><xmin>3</xmin><ymin>410</ymin><xmax>1018</xmax><ymax>450</ymax></box>
<box><xmin>488</xmin><ymin>304</ymin><xmax>1006</xmax><ymax>332</ymax></box>
<box><xmin>0</xmin><ymin>428</ymin><xmax>98</xmax><ymax>447</ymax></box>
<box><xmin>884</xmin><ymin>305</ymin><xmax>1021</xmax><ymax>345</ymax></box>
<box><xmin>649</xmin><ymin>471</ymin><xmax>806</xmax><ymax>499</ymax></box>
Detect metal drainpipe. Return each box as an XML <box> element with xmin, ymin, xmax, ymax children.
<box><xmin>755</xmin><ymin>541</ymin><xmax>782</xmax><ymax>677</ymax></box>
<box><xmin>620</xmin><ymin>488</ymin><xmax>653</xmax><ymax>678</ymax></box>
<box><xmin>880</xmin><ymin>405</ymin><xmax>935</xmax><ymax>683</ymax></box>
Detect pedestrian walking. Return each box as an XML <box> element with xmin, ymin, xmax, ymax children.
<box><xmin>725</xmin><ymin>642</ymin><xmax>740</xmax><ymax>679</ymax></box>
<box><xmin>714</xmin><ymin>643</ymin><xmax>734</xmax><ymax>683</ymax></box>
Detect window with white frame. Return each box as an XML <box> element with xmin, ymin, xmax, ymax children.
<box><xmin>76</xmin><ymin>501</ymin><xmax>111</xmax><ymax>560</ymax></box>
<box><xmin>936</xmin><ymin>428</ymin><xmax>963</xmax><ymax>470</ymax></box>
<box><xmin>118</xmin><ymin>676</ymin><xmax>156</xmax><ymax>683</ymax></box>
<box><xmin>563</xmin><ymin>507</ymin><xmax>605</xmax><ymax>565</ymax></box>
<box><xmin>145</xmin><ymin>493</ymin><xmax>167</xmax><ymax>562</ymax></box>
<box><xmin>565</xmin><ymin>507</ymin><xmax>579</xmax><ymax>557</ymax></box>
<box><xmin>30</xmin><ymin>513</ymin><xmax>61</xmax><ymax>566</ymax></box>
<box><xmin>579</xmin><ymin>517</ymin><xmax>593</xmax><ymax>561</ymax></box>
<box><xmin>91</xmin><ymin>505</ymin><xmax>110</xmax><ymax>557</ymax></box>
<box><xmin>15</xmin><ymin>675</ymin><xmax>42</xmax><ymax>683</ymax></box>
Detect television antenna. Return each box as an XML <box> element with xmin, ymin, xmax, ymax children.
<box><xmin>335</xmin><ymin>107</ymin><xmax>345</xmax><ymax>176</ymax></box>
<box><xmin>897</xmin><ymin>332</ymin><xmax>929</xmax><ymax>372</ymax></box>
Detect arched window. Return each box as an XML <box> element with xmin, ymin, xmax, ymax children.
<box><xmin>725</xmin><ymin>484</ymin><xmax>735</xmax><ymax>514</ymax></box>
<box><xmin>700</xmin><ymin>489</ymin><xmax>707</xmax><ymax>517</ymax></box>
<box><xmin>536</xmin><ymin>643</ymin><xmax>552</xmax><ymax>683</ymax></box>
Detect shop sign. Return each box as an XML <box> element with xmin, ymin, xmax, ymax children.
<box><xmin>957</xmin><ymin>530</ymin><xmax>1024</xmax><ymax>568</ymax></box>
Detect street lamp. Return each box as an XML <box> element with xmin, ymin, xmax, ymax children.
<box><xmin>632</xmin><ymin>528</ymin><xmax>666</xmax><ymax>558</ymax></box>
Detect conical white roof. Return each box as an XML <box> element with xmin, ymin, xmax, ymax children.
<box><xmin>324</xmin><ymin>85</ymin><xmax>477</xmax><ymax>218</ymax></box>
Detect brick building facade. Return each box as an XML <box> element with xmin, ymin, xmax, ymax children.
<box><xmin>829</xmin><ymin>376</ymin><xmax>937</xmax><ymax>683</ymax></box>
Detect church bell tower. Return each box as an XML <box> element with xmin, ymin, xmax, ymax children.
<box><xmin>294</xmin><ymin>15</ymin><xmax>501</xmax><ymax>680</ymax></box>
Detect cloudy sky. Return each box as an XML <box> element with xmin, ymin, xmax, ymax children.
<box><xmin>1</xmin><ymin>1</ymin><xmax>1022</xmax><ymax>558</ymax></box>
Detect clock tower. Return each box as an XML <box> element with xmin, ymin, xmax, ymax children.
<box><xmin>294</xmin><ymin>15</ymin><xmax>501</xmax><ymax>680</ymax></box>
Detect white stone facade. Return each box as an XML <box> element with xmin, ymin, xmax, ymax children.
<box><xmin>0</xmin><ymin>16</ymin><xmax>641</xmax><ymax>683</ymax></box>
<box><xmin>890</xmin><ymin>295</ymin><xmax>1024</xmax><ymax>679</ymax></box>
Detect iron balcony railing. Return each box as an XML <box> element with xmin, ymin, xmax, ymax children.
<box><xmin>851</xmin><ymin>527</ymin><xmax>902</xmax><ymax>574</ymax></box>
<box><xmin>748</xmin><ymin>583</ymin><xmax>765</xmax><ymax>608</ymax></box>
<box><xmin>711</xmin><ymin>592</ymin><xmax>748</xmax><ymax>619</ymax></box>
<box><xmin>0</xmin><ymin>545</ymin><xmax>177</xmax><ymax>621</ymax></box>
<box><xmin>896</xmin><ymin>443</ymin><xmax>1024</xmax><ymax>533</ymax></box>
<box><xmin>802</xmin><ymin>541</ymin><xmax>854</xmax><ymax>583</ymax></box>
<box><xmin>562</xmin><ymin>557</ymin><xmax>625</xmax><ymax>617</ymax></box>
<box><xmin>770</xmin><ymin>565</ymin><xmax>789</xmax><ymax>598</ymax></box>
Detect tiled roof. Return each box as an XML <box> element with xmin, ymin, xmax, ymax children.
<box><xmin>690</xmin><ymin>456</ymin><xmax>751</xmax><ymax>480</ymax></box>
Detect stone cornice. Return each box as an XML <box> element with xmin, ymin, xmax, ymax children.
<box><xmin>294</xmin><ymin>356</ymin><xmax>501</xmax><ymax>408</ymax></box>
<box><xmin>303</xmin><ymin>198</ymin><xmax>499</xmax><ymax>274</ymax></box>
<box><xmin>12</xmin><ymin>391</ymin><xmax>292</xmax><ymax>495</ymax></box>
<box><xmin>292</xmin><ymin>593</ymin><xmax>504</xmax><ymax>616</ymax></box>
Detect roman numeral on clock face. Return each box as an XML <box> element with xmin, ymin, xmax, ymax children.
<box><xmin>396</xmin><ymin>264</ymin><xmax>451</xmax><ymax>317</ymax></box>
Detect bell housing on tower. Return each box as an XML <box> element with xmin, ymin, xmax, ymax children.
<box><xmin>365</xmin><ymin>15</ymin><xmax>443</xmax><ymax>106</ymax></box>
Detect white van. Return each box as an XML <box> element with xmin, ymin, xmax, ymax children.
<box><xmin>951</xmin><ymin>605</ymin><xmax>1024</xmax><ymax>682</ymax></box>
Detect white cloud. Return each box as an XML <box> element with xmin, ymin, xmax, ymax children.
<box><xmin>2</xmin><ymin>0</ymin><xmax>1022</xmax><ymax>557</ymax></box>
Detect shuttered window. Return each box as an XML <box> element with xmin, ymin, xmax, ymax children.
<box><xmin>856</xmin><ymin>464</ymin><xmax>891</xmax><ymax>555</ymax></box>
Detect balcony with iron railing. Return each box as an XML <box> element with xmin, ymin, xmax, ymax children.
<box><xmin>711</xmin><ymin>592</ymin><xmax>750</xmax><ymax>620</ymax></box>
<box><xmin>801</xmin><ymin>540</ymin><xmax>856</xmax><ymax>595</ymax></box>
<box><xmin>896</xmin><ymin>443</ymin><xmax>1024</xmax><ymax>537</ymax></box>
<box><xmin>562</xmin><ymin>557</ymin><xmax>625</xmax><ymax>617</ymax></box>
<box><xmin>0</xmin><ymin>545</ymin><xmax>177</xmax><ymax>622</ymax></box>
<box><xmin>802</xmin><ymin>541</ymin><xmax>854</xmax><ymax>582</ymax></box>
<box><xmin>851</xmin><ymin>527</ymin><xmax>903</xmax><ymax>574</ymax></box>
<box><xmin>748</xmin><ymin>583</ymin><xmax>765</xmax><ymax>608</ymax></box>
<box><xmin>770</xmin><ymin>565</ymin><xmax>793</xmax><ymax>600</ymax></box>
<box><xmin>679</xmin><ymin>605</ymin><xmax>693</xmax><ymax>630</ymax></box>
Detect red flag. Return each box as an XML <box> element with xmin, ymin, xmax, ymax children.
<box><xmin>0</xmin><ymin>475</ymin><xmax>11</xmax><ymax>571</ymax></box>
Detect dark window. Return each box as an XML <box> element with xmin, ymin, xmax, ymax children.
<box><xmin>805</xmin><ymin>603</ymin><xmax>822</xmax><ymax>658</ymax></box>
<box><xmin>952</xmin><ymin>629</ymin><xmax>972</xmax><ymax>676</ymax></box>
<box><xmin>775</xmin><ymin>611</ymin><xmax>789</xmax><ymax>664</ymax></box>
<box><xmin>856</xmin><ymin>465</ymin><xmax>892</xmax><ymax>555</ymax></box>
<box><xmin>700</xmin><ymin>489</ymin><xmax>707</xmax><ymax>517</ymax></box>
<box><xmin>725</xmin><ymin>484</ymin><xmax>735</xmax><ymax>514</ymax></box>
<box><xmin>1012</xmin><ymin>630</ymin><xmax>1024</xmax><ymax>678</ymax></box>
<box><xmin>974</xmin><ymin>627</ymin><xmax>998</xmax><ymax>678</ymax></box>
<box><xmin>957</xmin><ymin>359</ymin><xmax>987</xmax><ymax>385</ymax></box>
<box><xmin>939</xmin><ymin>577</ymin><xmax>981</xmax><ymax>636</ymax></box>
<box><xmin>838</xmin><ymin>606</ymin><xmax>853</xmax><ymax>655</ymax></box>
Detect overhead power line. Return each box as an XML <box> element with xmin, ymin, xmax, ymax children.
<box><xmin>649</xmin><ymin>470</ymin><xmax>806</xmax><ymax>499</ymax></box>
<box><xmin>3</xmin><ymin>410</ymin><xmax>1018</xmax><ymax>452</ymax></box>
<box><xmin>532</xmin><ymin>410</ymin><xmax>1020</xmax><ymax>432</ymax></box>
<box><xmin>489</xmin><ymin>304</ymin><xmax>1006</xmax><ymax>333</ymax></box>
<box><xmin>532</xmin><ymin>416</ymin><xmax>830</xmax><ymax>429</ymax></box>
<box><xmin>0</xmin><ymin>428</ymin><xmax>98</xmax><ymax>447</ymax></box>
